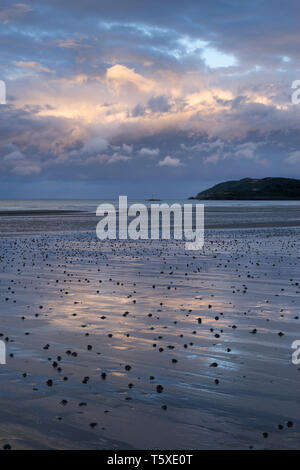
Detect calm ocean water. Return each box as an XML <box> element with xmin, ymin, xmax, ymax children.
<box><xmin>1</xmin><ymin>198</ymin><xmax>300</xmax><ymax>212</ymax></box>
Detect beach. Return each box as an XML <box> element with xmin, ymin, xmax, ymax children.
<box><xmin>0</xmin><ymin>205</ymin><xmax>300</xmax><ymax>449</ymax></box>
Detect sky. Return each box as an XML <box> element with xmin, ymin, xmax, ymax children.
<box><xmin>1</xmin><ymin>0</ymin><xmax>300</xmax><ymax>198</ymax></box>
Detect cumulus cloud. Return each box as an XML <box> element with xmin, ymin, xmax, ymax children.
<box><xmin>106</xmin><ymin>65</ymin><xmax>155</xmax><ymax>94</ymax></box>
<box><xmin>230</xmin><ymin>142</ymin><xmax>259</xmax><ymax>160</ymax></box>
<box><xmin>138</xmin><ymin>147</ymin><xmax>160</xmax><ymax>157</ymax></box>
<box><xmin>157</xmin><ymin>156</ymin><xmax>183</xmax><ymax>167</ymax></box>
<box><xmin>80</xmin><ymin>138</ymin><xmax>109</xmax><ymax>155</ymax></box>
<box><xmin>107</xmin><ymin>153</ymin><xmax>132</xmax><ymax>164</ymax></box>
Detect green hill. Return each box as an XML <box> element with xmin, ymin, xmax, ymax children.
<box><xmin>191</xmin><ymin>177</ymin><xmax>300</xmax><ymax>200</ymax></box>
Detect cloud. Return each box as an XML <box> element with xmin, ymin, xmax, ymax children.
<box><xmin>204</xmin><ymin>153</ymin><xmax>221</xmax><ymax>164</ymax></box>
<box><xmin>3</xmin><ymin>150</ymin><xmax>24</xmax><ymax>161</ymax></box>
<box><xmin>2</xmin><ymin>146</ymin><xmax>41</xmax><ymax>176</ymax></box>
<box><xmin>0</xmin><ymin>3</ymin><xmax>32</xmax><ymax>24</ymax></box>
<box><xmin>131</xmin><ymin>104</ymin><xmax>145</xmax><ymax>117</ymax></box>
<box><xmin>147</xmin><ymin>95</ymin><xmax>171</xmax><ymax>113</ymax></box>
<box><xmin>285</xmin><ymin>150</ymin><xmax>300</xmax><ymax>164</ymax></box>
<box><xmin>106</xmin><ymin>153</ymin><xmax>132</xmax><ymax>164</ymax></box>
<box><xmin>157</xmin><ymin>156</ymin><xmax>183</xmax><ymax>167</ymax></box>
<box><xmin>138</xmin><ymin>147</ymin><xmax>160</xmax><ymax>157</ymax></box>
<box><xmin>106</xmin><ymin>64</ymin><xmax>155</xmax><ymax>93</ymax></box>
<box><xmin>230</xmin><ymin>142</ymin><xmax>259</xmax><ymax>160</ymax></box>
<box><xmin>1</xmin><ymin>1</ymin><xmax>300</xmax><ymax>195</ymax></box>
<box><xmin>122</xmin><ymin>143</ymin><xmax>133</xmax><ymax>153</ymax></box>
<box><xmin>16</xmin><ymin>61</ymin><xmax>52</xmax><ymax>74</ymax></box>
<box><xmin>12</xmin><ymin>164</ymin><xmax>41</xmax><ymax>176</ymax></box>
<box><xmin>80</xmin><ymin>138</ymin><xmax>109</xmax><ymax>155</ymax></box>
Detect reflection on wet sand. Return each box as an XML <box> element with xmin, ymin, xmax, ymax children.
<box><xmin>0</xmin><ymin>228</ymin><xmax>299</xmax><ymax>449</ymax></box>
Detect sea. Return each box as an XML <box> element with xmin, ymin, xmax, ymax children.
<box><xmin>1</xmin><ymin>198</ymin><xmax>300</xmax><ymax>212</ymax></box>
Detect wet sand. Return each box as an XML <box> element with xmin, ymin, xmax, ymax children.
<box><xmin>0</xmin><ymin>212</ymin><xmax>300</xmax><ymax>449</ymax></box>
<box><xmin>0</xmin><ymin>205</ymin><xmax>300</xmax><ymax>236</ymax></box>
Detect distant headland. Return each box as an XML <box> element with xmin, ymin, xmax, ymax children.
<box><xmin>189</xmin><ymin>177</ymin><xmax>300</xmax><ymax>200</ymax></box>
